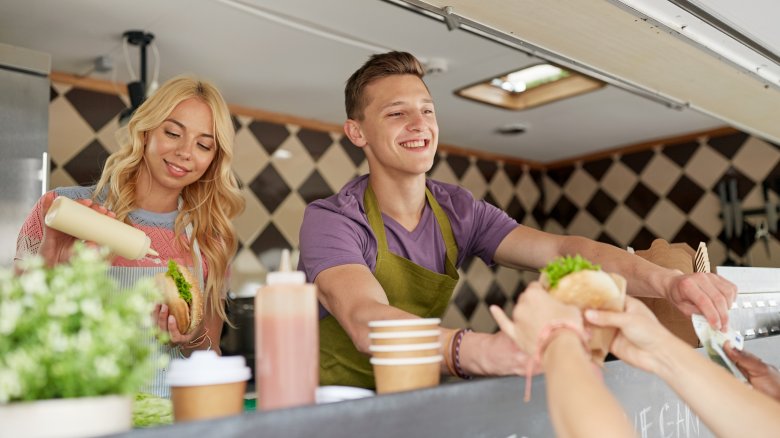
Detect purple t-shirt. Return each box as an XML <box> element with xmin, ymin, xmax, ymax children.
<box><xmin>299</xmin><ymin>175</ymin><xmax>518</xmax><ymax>282</ymax></box>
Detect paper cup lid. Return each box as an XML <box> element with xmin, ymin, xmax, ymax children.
<box><xmin>370</xmin><ymin>355</ymin><xmax>443</xmax><ymax>365</ymax></box>
<box><xmin>368</xmin><ymin>318</ymin><xmax>441</xmax><ymax>328</ymax></box>
<box><xmin>368</xmin><ymin>329</ymin><xmax>440</xmax><ymax>339</ymax></box>
<box><xmin>369</xmin><ymin>342</ymin><xmax>441</xmax><ymax>352</ymax></box>
<box><xmin>316</xmin><ymin>386</ymin><xmax>375</xmax><ymax>404</ymax></box>
<box><xmin>167</xmin><ymin>351</ymin><xmax>251</xmax><ymax>387</ymax></box>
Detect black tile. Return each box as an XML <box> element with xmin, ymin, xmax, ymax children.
<box><xmin>484</xmin><ymin>282</ymin><xmax>507</xmax><ymax>309</ymax></box>
<box><xmin>50</xmin><ymin>157</ymin><xmax>57</xmax><ymax>172</ymax></box>
<box><xmin>298</xmin><ymin>169</ymin><xmax>335</xmax><ymax>205</ymax></box>
<box><xmin>249</xmin><ymin>223</ymin><xmax>292</xmax><ymax>270</ymax></box>
<box><xmin>459</xmin><ymin>255</ymin><xmax>475</xmax><ymax>272</ymax></box>
<box><xmin>674</xmin><ymin>222</ymin><xmax>710</xmax><ymax>252</ymax></box>
<box><xmin>624</xmin><ymin>181</ymin><xmax>659</xmax><ymax>218</ymax></box>
<box><xmin>532</xmin><ymin>204</ymin><xmax>547</xmax><ymax>228</ymax></box>
<box><xmin>764</xmin><ymin>161</ymin><xmax>780</xmax><ymax>190</ymax></box>
<box><xmin>620</xmin><ymin>149</ymin><xmax>655</xmax><ymax>174</ymax></box>
<box><xmin>546</xmin><ymin>165</ymin><xmax>575</xmax><ymax>187</ymax></box>
<box><xmin>512</xmin><ymin>280</ymin><xmax>527</xmax><ymax>302</ymax></box>
<box><xmin>65</xmin><ymin>88</ymin><xmax>126</xmax><ymax>132</ymax></box>
<box><xmin>453</xmin><ymin>282</ymin><xmax>479</xmax><ymax>320</ymax></box>
<box><xmin>248</xmin><ymin>121</ymin><xmax>290</xmax><ymax>155</ymax></box>
<box><xmin>630</xmin><ymin>227</ymin><xmax>657</xmax><ymax>252</ymax></box>
<box><xmin>505</xmin><ymin>196</ymin><xmax>526</xmax><ymax>224</ymax></box>
<box><xmin>549</xmin><ymin>195</ymin><xmax>578</xmax><ymax>228</ymax></box>
<box><xmin>662</xmin><ymin>140</ymin><xmax>699</xmax><ymax>167</ymax></box>
<box><xmin>50</xmin><ymin>85</ymin><xmax>58</xmax><ymax>102</ymax></box>
<box><xmin>666</xmin><ymin>175</ymin><xmax>705</xmax><ymax>212</ymax></box>
<box><xmin>297</xmin><ymin>128</ymin><xmax>332</xmax><ymax>161</ymax></box>
<box><xmin>483</xmin><ymin>191</ymin><xmax>499</xmax><ymax>209</ymax></box>
<box><xmin>476</xmin><ymin>159</ymin><xmax>498</xmax><ymax>183</ymax></box>
<box><xmin>230</xmin><ymin>114</ymin><xmax>242</xmax><ymax>133</ymax></box>
<box><xmin>586</xmin><ymin>189</ymin><xmax>617</xmax><ymax>223</ymax></box>
<box><xmin>339</xmin><ymin>136</ymin><xmax>365</xmax><ymax>167</ymax></box>
<box><xmin>446</xmin><ymin>154</ymin><xmax>471</xmax><ymax>180</ymax></box>
<box><xmin>504</xmin><ymin>163</ymin><xmax>523</xmax><ymax>185</ymax></box>
<box><xmin>248</xmin><ymin>164</ymin><xmax>291</xmax><ymax>213</ymax></box>
<box><xmin>708</xmin><ymin>132</ymin><xmax>749</xmax><ymax>159</ymax></box>
<box><xmin>530</xmin><ymin>169</ymin><xmax>544</xmax><ymax>187</ymax></box>
<box><xmin>596</xmin><ymin>232</ymin><xmax>618</xmax><ymax>247</ymax></box>
<box><xmin>717</xmin><ymin>221</ymin><xmax>756</xmax><ymax>258</ymax></box>
<box><xmin>582</xmin><ymin>157</ymin><xmax>613</xmax><ymax>181</ymax></box>
<box><xmin>63</xmin><ymin>140</ymin><xmax>110</xmax><ymax>186</ymax></box>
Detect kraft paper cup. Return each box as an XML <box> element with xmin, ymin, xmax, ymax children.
<box><xmin>368</xmin><ymin>318</ymin><xmax>441</xmax><ymax>333</ymax></box>
<box><xmin>167</xmin><ymin>351</ymin><xmax>251</xmax><ymax>422</ymax></box>
<box><xmin>369</xmin><ymin>342</ymin><xmax>441</xmax><ymax>359</ymax></box>
<box><xmin>368</xmin><ymin>329</ymin><xmax>440</xmax><ymax>345</ymax></box>
<box><xmin>370</xmin><ymin>355</ymin><xmax>442</xmax><ymax>394</ymax></box>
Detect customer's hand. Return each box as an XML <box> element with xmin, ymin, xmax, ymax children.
<box><xmin>490</xmin><ymin>282</ymin><xmax>583</xmax><ymax>358</ymax></box>
<box><xmin>585</xmin><ymin>296</ymin><xmax>677</xmax><ymax>374</ymax></box>
<box><xmin>724</xmin><ymin>344</ymin><xmax>780</xmax><ymax>402</ymax></box>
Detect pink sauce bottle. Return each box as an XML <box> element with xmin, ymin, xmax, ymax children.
<box><xmin>256</xmin><ymin>250</ymin><xmax>319</xmax><ymax>410</ymax></box>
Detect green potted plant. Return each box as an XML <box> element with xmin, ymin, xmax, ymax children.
<box><xmin>0</xmin><ymin>244</ymin><xmax>162</xmax><ymax>437</ymax></box>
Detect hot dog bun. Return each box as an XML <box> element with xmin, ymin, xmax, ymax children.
<box><xmin>154</xmin><ymin>265</ymin><xmax>203</xmax><ymax>335</ymax></box>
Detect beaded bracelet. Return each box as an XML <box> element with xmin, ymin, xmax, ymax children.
<box><xmin>452</xmin><ymin>328</ymin><xmax>473</xmax><ymax>380</ymax></box>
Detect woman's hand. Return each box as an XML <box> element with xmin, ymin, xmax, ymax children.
<box><xmin>39</xmin><ymin>196</ymin><xmax>115</xmax><ymax>266</ymax></box>
<box><xmin>152</xmin><ymin>303</ymin><xmax>200</xmax><ymax>346</ymax></box>
<box><xmin>585</xmin><ymin>296</ymin><xmax>677</xmax><ymax>374</ymax></box>
<box><xmin>490</xmin><ymin>282</ymin><xmax>583</xmax><ymax>356</ymax></box>
<box><xmin>724</xmin><ymin>344</ymin><xmax>780</xmax><ymax>402</ymax></box>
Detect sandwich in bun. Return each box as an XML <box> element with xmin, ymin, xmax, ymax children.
<box><xmin>155</xmin><ymin>260</ymin><xmax>203</xmax><ymax>335</ymax></box>
<box><xmin>540</xmin><ymin>255</ymin><xmax>627</xmax><ymax>363</ymax></box>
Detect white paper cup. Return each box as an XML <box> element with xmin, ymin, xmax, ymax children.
<box><xmin>370</xmin><ymin>355</ymin><xmax>442</xmax><ymax>394</ymax></box>
<box><xmin>368</xmin><ymin>329</ymin><xmax>440</xmax><ymax>345</ymax></box>
<box><xmin>369</xmin><ymin>318</ymin><xmax>441</xmax><ymax>332</ymax></box>
<box><xmin>167</xmin><ymin>351</ymin><xmax>251</xmax><ymax>422</ymax></box>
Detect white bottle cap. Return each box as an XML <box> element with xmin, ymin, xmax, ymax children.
<box><xmin>266</xmin><ymin>249</ymin><xmax>306</xmax><ymax>285</ymax></box>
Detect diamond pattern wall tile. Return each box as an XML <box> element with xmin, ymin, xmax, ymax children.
<box><xmin>484</xmin><ymin>282</ymin><xmax>507</xmax><ymax>309</ymax></box>
<box><xmin>549</xmin><ymin>195</ymin><xmax>578</xmax><ymax>228</ymax></box>
<box><xmin>483</xmin><ymin>192</ymin><xmax>499</xmax><ymax>210</ymax></box>
<box><xmin>567</xmin><ymin>210</ymin><xmax>601</xmax><ymax>239</ymax></box>
<box><xmin>469</xmin><ymin>304</ymin><xmax>497</xmax><ymax>333</ymax></box>
<box><xmin>662</xmin><ymin>140</ymin><xmax>699</xmax><ymax>167</ymax></box>
<box><xmin>272</xmin><ymin>192</ymin><xmax>307</xmax><ymax>248</ymax></box>
<box><xmin>232</xmin><ymin>247</ymin><xmax>268</xmax><ymax>277</ymax></box>
<box><xmin>250</xmin><ymin>223</ymin><xmax>292</xmax><ymax>271</ymax></box>
<box><xmin>460</xmin><ymin>166</ymin><xmax>488</xmax><ymax>200</ymax></box>
<box><xmin>232</xmin><ymin>127</ymin><xmax>269</xmax><ymax>185</ymax></box>
<box><xmin>339</xmin><ymin>136</ymin><xmax>365</xmax><ymax>167</ymax></box>
<box><xmin>453</xmin><ymin>282</ymin><xmax>479</xmax><ymax>321</ymax></box>
<box><xmin>601</xmin><ymin>161</ymin><xmax>638</xmax><ymax>202</ymax></box>
<box><xmin>688</xmin><ymin>192</ymin><xmax>724</xmax><ymax>237</ymax></box>
<box><xmin>645</xmin><ymin>199</ymin><xmax>686</xmax><ymax>239</ymax></box>
<box><xmin>547</xmin><ymin>165</ymin><xmax>575</xmax><ymax>187</ymax></box>
<box><xmin>666</xmin><ymin>175</ymin><xmax>705</xmax><ymax>213</ymax></box>
<box><xmin>586</xmin><ymin>189</ymin><xmax>617</xmax><ymax>223</ymax></box>
<box><xmin>446</xmin><ymin>154</ymin><xmax>471</xmax><ymax>179</ymax></box>
<box><xmin>48</xmin><ymin>97</ymin><xmax>95</xmax><ymax>165</ymax></box>
<box><xmin>476</xmin><ymin>159</ymin><xmax>498</xmax><ymax>183</ymax></box>
<box><xmin>640</xmin><ymin>153</ymin><xmax>681</xmax><ymax>196</ymax></box>
<box><xmin>233</xmin><ymin>189</ymin><xmax>269</xmax><ymax>246</ymax></box>
<box><xmin>272</xmin><ymin>136</ymin><xmax>315</xmax><ymax>190</ymax></box>
<box><xmin>63</xmin><ymin>140</ymin><xmax>110</xmax><ymax>186</ymax></box>
<box><xmin>441</xmin><ymin>304</ymin><xmax>468</xmax><ymax>329</ymax></box>
<box><xmin>495</xmin><ymin>266</ymin><xmax>523</xmax><ymax>298</ymax></box>
<box><xmin>673</xmin><ymin>221</ymin><xmax>710</xmax><ymax>250</ymax></box>
<box><xmin>597</xmin><ymin>231</ymin><xmax>619</xmax><ymax>247</ymax></box>
<box><xmin>249</xmin><ymin>164</ymin><xmax>291</xmax><ymax>214</ymax></box>
<box><xmin>714</xmin><ymin>169</ymin><xmax>755</xmax><ymax>202</ymax></box>
<box><xmin>582</xmin><ymin>157</ymin><xmax>613</xmax><ymax>181</ymax></box>
<box><xmin>605</xmin><ymin>205</ymin><xmax>643</xmax><ymax>245</ymax></box>
<box><xmin>685</xmin><ymin>145</ymin><xmax>730</xmax><ymax>190</ymax></box>
<box><xmin>624</xmin><ymin>181</ymin><xmax>659</xmax><ymax>218</ymax></box>
<box><xmin>504</xmin><ymin>162</ymin><xmax>523</xmax><ymax>185</ymax></box>
<box><xmin>318</xmin><ymin>143</ymin><xmax>361</xmax><ymax>192</ymax></box>
<box><xmin>517</xmin><ymin>172</ymin><xmax>541</xmax><ymax>210</ymax></box>
<box><xmin>50</xmin><ymin>85</ymin><xmax>59</xmax><ymax>101</ymax></box>
<box><xmin>297</xmin><ymin>128</ymin><xmax>333</xmax><ymax>161</ymax></box>
<box><xmin>620</xmin><ymin>149</ymin><xmax>655</xmax><ymax>174</ymax></box>
<box><xmin>429</xmin><ymin>157</ymin><xmax>460</xmax><ymax>185</ymax></box>
<box><xmin>488</xmin><ymin>170</ymin><xmax>513</xmax><ymax>209</ymax></box>
<box><xmin>543</xmin><ymin>176</ymin><xmax>562</xmax><ymax>212</ymax></box>
<box><xmin>630</xmin><ymin>227</ymin><xmax>657</xmax><ymax>251</ymax></box>
<box><xmin>64</xmin><ymin>88</ymin><xmax>125</xmax><ymax>132</ymax></box>
<box><xmin>466</xmin><ymin>260</ymin><xmax>494</xmax><ymax>298</ymax></box>
<box><xmin>48</xmin><ymin>167</ymin><xmax>76</xmax><ymax>191</ymax></box>
<box><xmin>732</xmin><ymin>137</ymin><xmax>780</xmax><ymax>182</ymax></box>
<box><xmin>299</xmin><ymin>169</ymin><xmax>335</xmax><ymax>205</ymax></box>
<box><xmin>708</xmin><ymin>132</ymin><xmax>749</xmax><ymax>159</ymax></box>
<box><xmin>95</xmin><ymin>116</ymin><xmax>123</xmax><ymax>154</ymax></box>
<box><xmin>505</xmin><ymin>197</ymin><xmax>526</xmax><ymax>224</ymax></box>
<box><xmin>248</xmin><ymin>120</ymin><xmax>290</xmax><ymax>155</ymax></box>
<box><xmin>563</xmin><ymin>168</ymin><xmax>598</xmax><ymax>208</ymax></box>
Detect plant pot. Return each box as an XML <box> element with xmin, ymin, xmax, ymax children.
<box><xmin>0</xmin><ymin>395</ymin><xmax>132</xmax><ymax>438</ymax></box>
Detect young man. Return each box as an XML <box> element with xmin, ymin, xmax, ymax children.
<box><xmin>298</xmin><ymin>51</ymin><xmax>736</xmax><ymax>388</ymax></box>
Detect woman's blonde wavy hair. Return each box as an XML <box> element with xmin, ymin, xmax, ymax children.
<box><xmin>95</xmin><ymin>75</ymin><xmax>245</xmax><ymax>323</ymax></box>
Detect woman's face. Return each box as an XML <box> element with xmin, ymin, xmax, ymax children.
<box><xmin>142</xmin><ymin>97</ymin><xmax>217</xmax><ymax>197</ymax></box>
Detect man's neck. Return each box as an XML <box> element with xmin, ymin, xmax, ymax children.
<box><xmin>368</xmin><ymin>172</ymin><xmax>427</xmax><ymax>232</ymax></box>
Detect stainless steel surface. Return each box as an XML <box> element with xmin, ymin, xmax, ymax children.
<box><xmin>0</xmin><ymin>44</ymin><xmax>50</xmax><ymax>267</ymax></box>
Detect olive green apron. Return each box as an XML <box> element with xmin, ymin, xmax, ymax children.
<box><xmin>319</xmin><ymin>184</ymin><xmax>460</xmax><ymax>388</ymax></box>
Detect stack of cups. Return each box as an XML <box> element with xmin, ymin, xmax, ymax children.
<box><xmin>367</xmin><ymin>318</ymin><xmax>442</xmax><ymax>394</ymax></box>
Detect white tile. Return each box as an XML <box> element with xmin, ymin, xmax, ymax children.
<box><xmin>233</xmin><ymin>189</ymin><xmax>269</xmax><ymax>246</ymax></box>
<box><xmin>232</xmin><ymin>128</ymin><xmax>269</xmax><ymax>185</ymax></box>
<box><xmin>495</xmin><ymin>266</ymin><xmax>522</xmax><ymax>298</ymax></box>
<box><xmin>429</xmin><ymin>160</ymin><xmax>460</xmax><ymax>186</ymax></box>
<box><xmin>271</xmin><ymin>192</ymin><xmax>307</xmax><ymax>248</ymax></box>
<box><xmin>488</xmin><ymin>170</ymin><xmax>514</xmax><ymax>209</ymax></box>
<box><xmin>465</xmin><ymin>260</ymin><xmax>493</xmax><ymax>298</ymax></box>
<box><xmin>232</xmin><ymin>247</ymin><xmax>268</xmax><ymax>278</ymax></box>
<box><xmin>95</xmin><ymin>117</ymin><xmax>123</xmax><ymax>154</ymax></box>
<box><xmin>516</xmin><ymin>172</ymin><xmax>541</xmax><ymax>211</ymax></box>
<box><xmin>640</xmin><ymin>153</ymin><xmax>682</xmax><ymax>196</ymax></box>
<box><xmin>318</xmin><ymin>142</ymin><xmax>359</xmax><ymax>193</ymax></box>
<box><xmin>441</xmin><ymin>304</ymin><xmax>468</xmax><ymax>329</ymax></box>
<box><xmin>732</xmin><ymin>137</ymin><xmax>780</xmax><ymax>182</ymax></box>
<box><xmin>543</xmin><ymin>176</ymin><xmax>562</xmax><ymax>213</ymax></box>
<box><xmin>567</xmin><ymin>210</ymin><xmax>602</xmax><ymax>240</ymax></box>
<box><xmin>469</xmin><ymin>303</ymin><xmax>498</xmax><ymax>333</ymax></box>
<box><xmin>601</xmin><ymin>161</ymin><xmax>638</xmax><ymax>202</ymax></box>
<box><xmin>48</xmin><ymin>97</ymin><xmax>95</xmax><ymax>165</ymax></box>
<box><xmin>604</xmin><ymin>205</ymin><xmax>643</xmax><ymax>245</ymax></box>
<box><xmin>688</xmin><ymin>192</ymin><xmax>725</xmax><ymax>237</ymax></box>
<box><xmin>460</xmin><ymin>165</ymin><xmax>488</xmax><ymax>200</ymax></box>
<box><xmin>645</xmin><ymin>199</ymin><xmax>687</xmax><ymax>240</ymax></box>
<box><xmin>563</xmin><ymin>168</ymin><xmax>598</xmax><ymax>208</ymax></box>
<box><xmin>272</xmin><ymin>136</ymin><xmax>315</xmax><ymax>191</ymax></box>
<box><xmin>686</xmin><ymin>146</ymin><xmax>730</xmax><ymax>190</ymax></box>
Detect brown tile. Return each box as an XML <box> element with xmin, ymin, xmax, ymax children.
<box><xmin>685</xmin><ymin>145</ymin><xmax>730</xmax><ymax>191</ymax></box>
<box><xmin>272</xmin><ymin>193</ymin><xmax>306</xmax><ymax>248</ymax></box>
<box><xmin>488</xmin><ymin>170</ymin><xmax>513</xmax><ymax>209</ymax></box>
<box><xmin>297</xmin><ymin>128</ymin><xmax>333</xmax><ymax>161</ymax></box>
<box><xmin>732</xmin><ymin>137</ymin><xmax>780</xmax><ymax>182</ymax></box>
<box><xmin>645</xmin><ymin>199</ymin><xmax>686</xmax><ymax>240</ymax></box>
<box><xmin>232</xmin><ymin>128</ymin><xmax>269</xmax><ymax>185</ymax></box>
<box><xmin>233</xmin><ymin>189</ymin><xmax>269</xmax><ymax>246</ymax></box>
<box><xmin>64</xmin><ymin>88</ymin><xmax>125</xmax><ymax>132</ymax></box>
<box><xmin>604</xmin><ymin>205</ymin><xmax>642</xmax><ymax>245</ymax></box>
<box><xmin>272</xmin><ymin>136</ymin><xmax>315</xmax><ymax>191</ymax></box>
<box><xmin>641</xmin><ymin>153</ymin><xmax>681</xmax><ymax>196</ymax></box>
<box><xmin>563</xmin><ymin>168</ymin><xmax>598</xmax><ymax>208</ymax></box>
<box><xmin>567</xmin><ymin>210</ymin><xmax>601</xmax><ymax>240</ymax></box>
<box><xmin>601</xmin><ymin>161</ymin><xmax>638</xmax><ymax>202</ymax></box>
<box><xmin>460</xmin><ymin>166</ymin><xmax>488</xmax><ymax>200</ymax></box>
<box><xmin>318</xmin><ymin>143</ymin><xmax>360</xmax><ymax>193</ymax></box>
<box><xmin>48</xmin><ymin>97</ymin><xmax>95</xmax><ymax>164</ymax></box>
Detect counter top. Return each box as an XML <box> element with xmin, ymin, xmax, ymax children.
<box><xmin>110</xmin><ymin>336</ymin><xmax>780</xmax><ymax>438</ymax></box>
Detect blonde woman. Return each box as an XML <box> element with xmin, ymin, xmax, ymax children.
<box><xmin>16</xmin><ymin>75</ymin><xmax>245</xmax><ymax>397</ymax></box>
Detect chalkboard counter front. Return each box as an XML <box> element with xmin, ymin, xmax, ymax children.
<box><xmin>111</xmin><ymin>335</ymin><xmax>780</xmax><ymax>438</ymax></box>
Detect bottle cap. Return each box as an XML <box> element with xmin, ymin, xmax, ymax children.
<box><xmin>266</xmin><ymin>249</ymin><xmax>306</xmax><ymax>285</ymax></box>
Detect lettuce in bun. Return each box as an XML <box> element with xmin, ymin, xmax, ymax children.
<box><xmin>154</xmin><ymin>261</ymin><xmax>203</xmax><ymax>334</ymax></box>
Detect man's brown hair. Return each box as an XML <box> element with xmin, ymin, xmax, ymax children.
<box><xmin>345</xmin><ymin>51</ymin><xmax>426</xmax><ymax>120</ymax></box>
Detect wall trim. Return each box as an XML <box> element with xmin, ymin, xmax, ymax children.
<box><xmin>49</xmin><ymin>71</ymin><xmax>736</xmax><ymax>171</ymax></box>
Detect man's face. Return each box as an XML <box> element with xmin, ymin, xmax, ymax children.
<box><xmin>349</xmin><ymin>74</ymin><xmax>438</xmax><ymax>179</ymax></box>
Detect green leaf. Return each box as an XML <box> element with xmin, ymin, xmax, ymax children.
<box><xmin>166</xmin><ymin>260</ymin><xmax>192</xmax><ymax>305</ymax></box>
<box><xmin>540</xmin><ymin>255</ymin><xmax>600</xmax><ymax>289</ymax></box>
